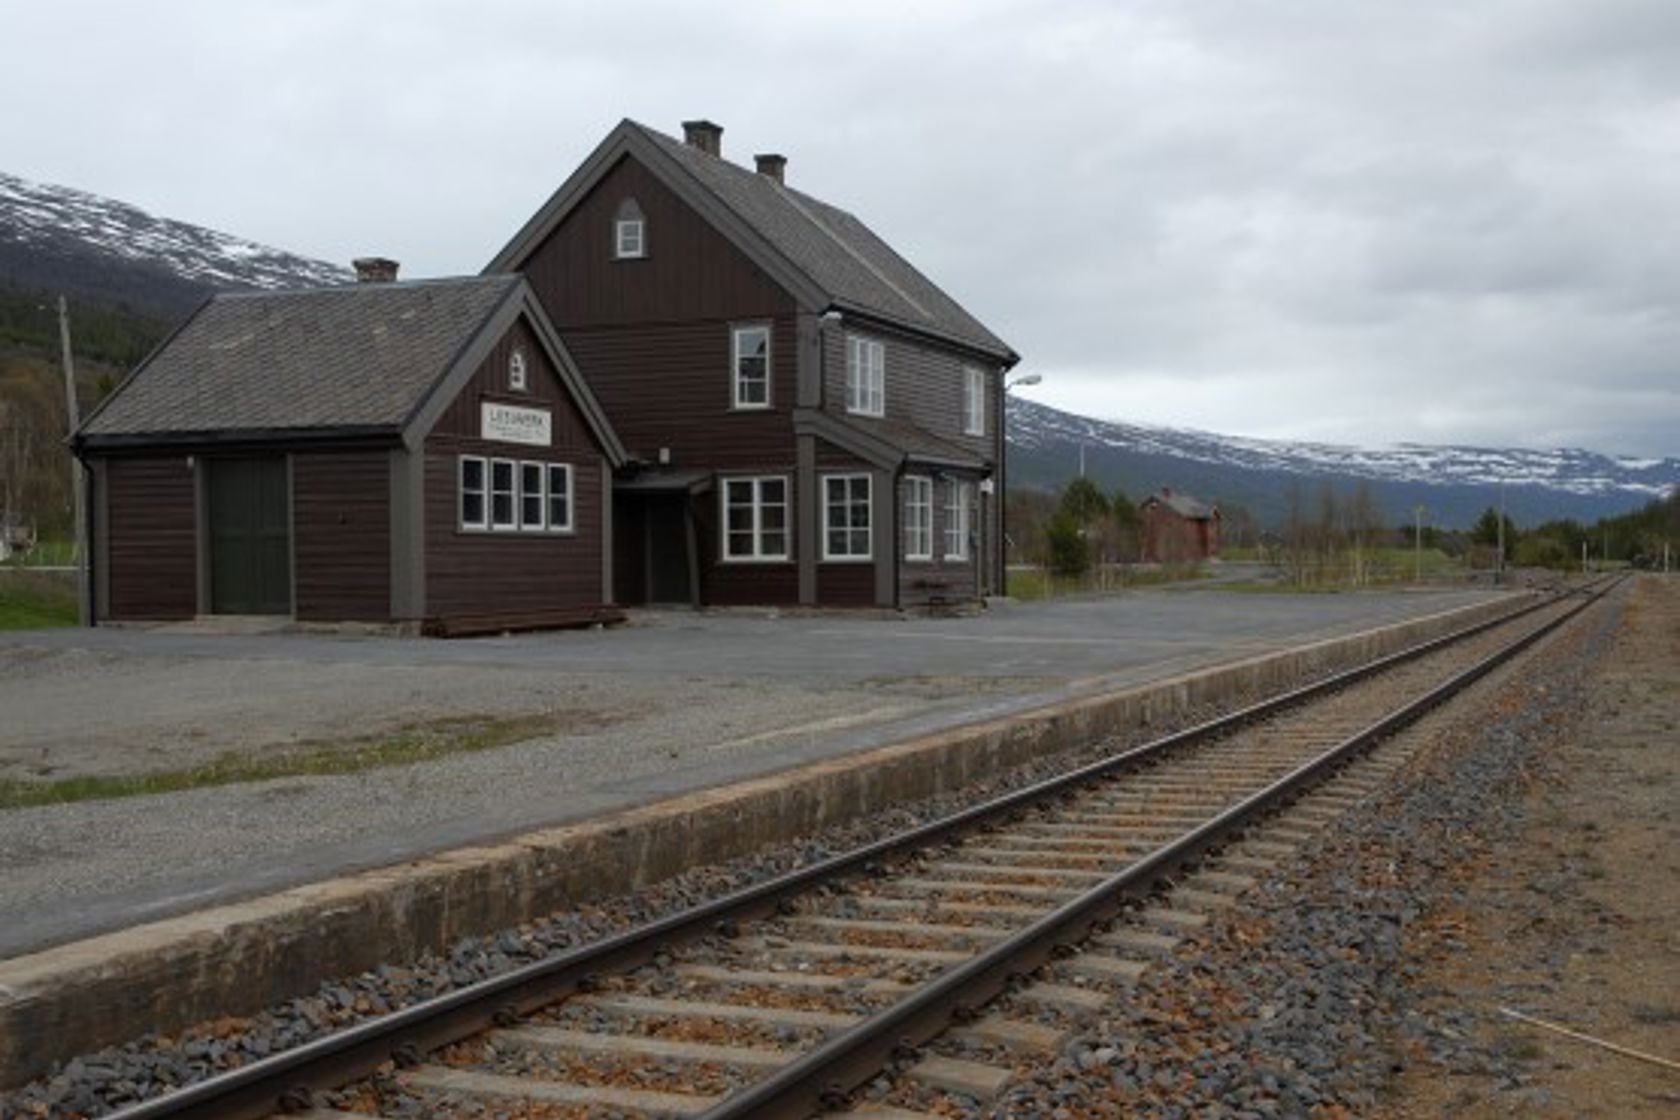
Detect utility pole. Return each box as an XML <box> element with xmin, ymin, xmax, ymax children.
<box><xmin>57</xmin><ymin>295</ymin><xmax>89</xmax><ymax>625</ymax></box>
<box><xmin>1495</xmin><ymin>484</ymin><xmax>1505</xmax><ymax>585</ymax></box>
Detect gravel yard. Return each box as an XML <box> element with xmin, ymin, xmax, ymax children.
<box><xmin>0</xmin><ymin>588</ymin><xmax>1500</xmax><ymax>954</ymax></box>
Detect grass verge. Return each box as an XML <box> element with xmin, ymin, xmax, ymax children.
<box><xmin>0</xmin><ymin>571</ymin><xmax>77</xmax><ymax>630</ymax></box>
<box><xmin>0</xmin><ymin>712</ymin><xmax>581</xmax><ymax>810</ymax></box>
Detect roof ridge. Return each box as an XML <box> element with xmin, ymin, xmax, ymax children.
<box><xmin>209</xmin><ymin>274</ymin><xmax>518</xmax><ymax>302</ymax></box>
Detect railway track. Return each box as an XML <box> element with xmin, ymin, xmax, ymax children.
<box><xmin>106</xmin><ymin>579</ymin><xmax>1618</xmax><ymax>1120</ymax></box>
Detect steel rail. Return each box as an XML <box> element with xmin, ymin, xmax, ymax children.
<box><xmin>702</xmin><ymin>577</ymin><xmax>1618</xmax><ymax>1118</ymax></box>
<box><xmin>103</xmin><ymin>582</ymin><xmax>1606</xmax><ymax>1120</ymax></box>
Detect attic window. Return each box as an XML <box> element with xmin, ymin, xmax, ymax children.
<box><xmin>508</xmin><ymin>348</ymin><xmax>528</xmax><ymax>391</ymax></box>
<box><xmin>614</xmin><ymin>198</ymin><xmax>646</xmax><ymax>260</ymax></box>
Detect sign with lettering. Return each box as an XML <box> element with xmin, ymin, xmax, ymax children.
<box><xmin>481</xmin><ymin>402</ymin><xmax>552</xmax><ymax>447</ymax></box>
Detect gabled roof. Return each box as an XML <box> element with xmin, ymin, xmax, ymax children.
<box><xmin>1145</xmin><ymin>488</ymin><xmax>1219</xmax><ymax>520</ymax></box>
<box><xmin>77</xmin><ymin>275</ymin><xmax>625</xmax><ymax>464</ymax></box>
<box><xmin>487</xmin><ymin>119</ymin><xmax>1018</xmax><ymax>366</ymax></box>
<box><xmin>793</xmin><ymin>409</ymin><xmax>989</xmax><ymax>473</ymax></box>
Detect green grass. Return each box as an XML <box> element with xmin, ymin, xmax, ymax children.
<box><xmin>2</xmin><ymin>537</ymin><xmax>77</xmax><ymax>567</ymax></box>
<box><xmin>0</xmin><ymin>712</ymin><xmax>577</xmax><ymax>810</ymax></box>
<box><xmin>1005</xmin><ymin>564</ymin><xmax>1206</xmax><ymax>601</ymax></box>
<box><xmin>0</xmin><ymin>570</ymin><xmax>77</xmax><ymax>629</ymax></box>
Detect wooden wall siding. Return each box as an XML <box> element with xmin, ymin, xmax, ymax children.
<box><xmin>524</xmin><ymin>155</ymin><xmax>794</xmax><ymax>330</ymax></box>
<box><xmin>293</xmin><ymin>452</ymin><xmax>390</xmax><ymax>621</ymax></box>
<box><xmin>423</xmin><ymin>311</ymin><xmax>614</xmax><ymax>618</ymax></box>
<box><xmin>560</xmin><ymin>316</ymin><xmax>799</xmax><ymax>468</ymax></box>
<box><xmin>814</xmin><ymin>439</ymin><xmax>871</xmax><ymax>470</ymax></box>
<box><xmin>817</xmin><ymin>564</ymin><xmax>875</xmax><ymax>607</ymax></box>
<box><xmin>422</xmin><ymin>453</ymin><xmax>606</xmax><ymax>617</ymax></box>
<box><xmin>428</xmin><ymin>317</ymin><xmax>599</xmax><ymax>453</ymax></box>
<box><xmin>105</xmin><ymin>455</ymin><xmax>197</xmax><ymax>620</ymax></box>
<box><xmin>818</xmin><ymin>328</ymin><xmax>997</xmax><ymax>464</ymax></box>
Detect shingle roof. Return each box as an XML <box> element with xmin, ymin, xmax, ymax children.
<box><xmin>81</xmin><ymin>276</ymin><xmax>521</xmax><ymax>439</ymax></box>
<box><xmin>631</xmin><ymin>123</ymin><xmax>1013</xmax><ymax>361</ymax></box>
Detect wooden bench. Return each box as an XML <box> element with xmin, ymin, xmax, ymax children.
<box><xmin>423</xmin><ymin>605</ymin><xmax>627</xmax><ymax>638</ymax></box>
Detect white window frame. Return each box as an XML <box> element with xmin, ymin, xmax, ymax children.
<box><xmin>615</xmin><ymin>217</ymin><xmax>645</xmax><ymax>259</ymax></box>
<box><xmin>519</xmin><ymin>461</ymin><xmax>546</xmax><ymax>531</ymax></box>
<box><xmin>903</xmin><ymin>475</ymin><xmax>932</xmax><ymax>561</ymax></box>
<box><xmin>721</xmin><ymin>476</ymin><xmax>790</xmax><ymax>562</ymax></box>
<box><xmin>822</xmin><ymin>473</ymin><xmax>873</xmax><ymax>562</ymax></box>
<box><xmin>509</xmin><ymin>349</ymin><xmax>528</xmax><ymax>392</ymax></box>
<box><xmin>546</xmin><ymin>463</ymin><xmax>574</xmax><ymax>533</ymax></box>
<box><xmin>845</xmin><ymin>335</ymin><xmax>885</xmax><ymax>417</ymax></box>
<box><xmin>490</xmin><ymin>458</ymin><xmax>517</xmax><ymax>531</ymax></box>
<box><xmin>944</xmin><ymin>479</ymin><xmax>972</xmax><ymax>561</ymax></box>
<box><xmin>459</xmin><ymin>455</ymin><xmax>488</xmax><ymax>531</ymax></box>
<box><xmin>731</xmin><ymin>325</ymin><xmax>771</xmax><ymax>410</ymax></box>
<box><xmin>963</xmin><ymin>367</ymin><xmax>985</xmax><ymax>436</ymax></box>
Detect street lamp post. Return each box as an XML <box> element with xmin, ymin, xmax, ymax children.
<box><xmin>999</xmin><ymin>372</ymin><xmax>1043</xmax><ymax>597</ymax></box>
<box><xmin>1413</xmin><ymin>504</ymin><xmax>1425</xmax><ymax>585</ymax></box>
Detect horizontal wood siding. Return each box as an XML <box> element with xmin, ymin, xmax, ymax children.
<box><xmin>562</xmin><ymin>318</ymin><xmax>797</xmax><ymax>469</ymax></box>
<box><xmin>425</xmin><ymin>312</ymin><xmax>611</xmax><ymax>619</ymax></box>
<box><xmin>293</xmin><ymin>452</ymin><xmax>389</xmax><ymax>622</ymax></box>
<box><xmin>817</xmin><ymin>564</ymin><xmax>874</xmax><ymax>607</ymax></box>
<box><xmin>105</xmin><ymin>455</ymin><xmax>197</xmax><ymax>620</ymax></box>
<box><xmin>819</xmin><ymin>327</ymin><xmax>999</xmax><ymax>465</ymax></box>
<box><xmin>520</xmin><ymin>154</ymin><xmax>799</xmax><ymax>470</ymax></box>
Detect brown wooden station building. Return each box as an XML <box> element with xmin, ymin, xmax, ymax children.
<box><xmin>74</xmin><ymin>118</ymin><xmax>1018</xmax><ymax>627</ymax></box>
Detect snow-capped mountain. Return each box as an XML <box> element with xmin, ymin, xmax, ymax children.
<box><xmin>1</xmin><ymin>170</ymin><xmax>348</xmax><ymax>318</ymax></box>
<box><xmin>1007</xmin><ymin>397</ymin><xmax>1678</xmax><ymax>526</ymax></box>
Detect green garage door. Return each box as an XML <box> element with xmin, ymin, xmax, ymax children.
<box><xmin>208</xmin><ymin>457</ymin><xmax>291</xmax><ymax>615</ymax></box>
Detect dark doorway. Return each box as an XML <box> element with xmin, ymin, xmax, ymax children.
<box><xmin>208</xmin><ymin>457</ymin><xmax>291</xmax><ymax>615</ymax></box>
<box><xmin>645</xmin><ymin>496</ymin><xmax>692</xmax><ymax>604</ymax></box>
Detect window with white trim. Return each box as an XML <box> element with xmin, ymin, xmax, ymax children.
<box><xmin>547</xmin><ymin>463</ymin><xmax>573</xmax><ymax>532</ymax></box>
<box><xmin>615</xmin><ymin>217</ymin><xmax>645</xmax><ymax>259</ymax></box>
<box><xmin>944</xmin><ymin>479</ymin><xmax>972</xmax><ymax>560</ymax></box>
<box><xmin>490</xmin><ymin>458</ymin><xmax>517</xmax><ymax>530</ymax></box>
<box><xmin>509</xmin><ymin>348</ymin><xmax>528</xmax><ymax>392</ymax></box>
<box><xmin>519</xmin><ymin>462</ymin><xmax>545</xmax><ymax>530</ymax></box>
<box><xmin>903</xmin><ymin>476</ymin><xmax>932</xmax><ymax>561</ymax></box>
<box><xmin>823</xmin><ymin>474</ymin><xmax>872</xmax><ymax>560</ymax></box>
<box><xmin>459</xmin><ymin>456</ymin><xmax>487</xmax><ymax>530</ymax></box>
<box><xmin>732</xmin><ymin>325</ymin><xmax>770</xmax><ymax>409</ymax></box>
<box><xmin>723</xmin><ymin>476</ymin><xmax>789</xmax><ymax>561</ymax></box>
<box><xmin>845</xmin><ymin>335</ymin><xmax>885</xmax><ymax>416</ymax></box>
<box><xmin>963</xmin><ymin>367</ymin><xmax>985</xmax><ymax>436</ymax></box>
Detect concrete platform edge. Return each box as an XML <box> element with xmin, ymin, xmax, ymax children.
<box><xmin>0</xmin><ymin>593</ymin><xmax>1524</xmax><ymax>1086</ymax></box>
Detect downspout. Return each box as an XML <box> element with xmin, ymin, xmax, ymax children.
<box><xmin>995</xmin><ymin>368</ymin><xmax>1007</xmax><ymax>598</ymax></box>
<box><xmin>892</xmin><ymin>457</ymin><xmax>905</xmax><ymax>610</ymax></box>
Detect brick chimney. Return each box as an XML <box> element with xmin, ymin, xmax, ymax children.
<box><xmin>682</xmin><ymin>119</ymin><xmax>723</xmax><ymax>157</ymax></box>
<box><xmin>352</xmin><ymin>257</ymin><xmax>399</xmax><ymax>283</ymax></box>
<box><xmin>754</xmin><ymin>153</ymin><xmax>786</xmax><ymax>184</ymax></box>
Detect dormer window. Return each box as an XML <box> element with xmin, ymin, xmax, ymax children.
<box><xmin>614</xmin><ymin>198</ymin><xmax>646</xmax><ymax>260</ymax></box>
<box><xmin>508</xmin><ymin>348</ymin><xmax>528</xmax><ymax>392</ymax></box>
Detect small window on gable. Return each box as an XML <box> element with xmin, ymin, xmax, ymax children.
<box><xmin>614</xmin><ymin>198</ymin><xmax>646</xmax><ymax>260</ymax></box>
<box><xmin>509</xmin><ymin>348</ymin><xmax>528</xmax><ymax>392</ymax></box>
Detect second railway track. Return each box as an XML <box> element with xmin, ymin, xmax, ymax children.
<box><xmin>105</xmin><ymin>579</ymin><xmax>1618</xmax><ymax>1120</ymax></box>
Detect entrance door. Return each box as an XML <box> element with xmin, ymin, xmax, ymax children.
<box><xmin>208</xmin><ymin>457</ymin><xmax>291</xmax><ymax>615</ymax></box>
<box><xmin>646</xmin><ymin>496</ymin><xmax>692</xmax><ymax>604</ymax></box>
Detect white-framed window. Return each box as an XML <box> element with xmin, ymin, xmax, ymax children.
<box><xmin>732</xmin><ymin>325</ymin><xmax>770</xmax><ymax>409</ymax></box>
<box><xmin>903</xmin><ymin>475</ymin><xmax>932</xmax><ymax>561</ymax></box>
<box><xmin>823</xmin><ymin>473</ymin><xmax>872</xmax><ymax>561</ymax></box>
<box><xmin>509</xmin><ymin>348</ymin><xmax>528</xmax><ymax>392</ymax></box>
<box><xmin>944</xmin><ymin>479</ymin><xmax>972</xmax><ymax>560</ymax></box>
<box><xmin>615</xmin><ymin>217</ymin><xmax>645</xmax><ymax>259</ymax></box>
<box><xmin>722</xmin><ymin>476</ymin><xmax>789</xmax><ymax>561</ymax></box>
<box><xmin>845</xmin><ymin>335</ymin><xmax>885</xmax><ymax>416</ymax></box>
<box><xmin>459</xmin><ymin>456</ymin><xmax>487</xmax><ymax>530</ymax></box>
<box><xmin>519</xmin><ymin>461</ymin><xmax>545</xmax><ymax>530</ymax></box>
<box><xmin>547</xmin><ymin>463</ymin><xmax>573</xmax><ymax>532</ymax></box>
<box><xmin>490</xmin><ymin>458</ymin><xmax>517</xmax><ymax>530</ymax></box>
<box><xmin>963</xmin><ymin>367</ymin><xmax>985</xmax><ymax>436</ymax></box>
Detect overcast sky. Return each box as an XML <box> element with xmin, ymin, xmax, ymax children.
<box><xmin>8</xmin><ymin>1</ymin><xmax>1677</xmax><ymax>457</ymax></box>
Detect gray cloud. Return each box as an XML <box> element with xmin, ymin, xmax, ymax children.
<box><xmin>6</xmin><ymin>0</ymin><xmax>1676</xmax><ymax>456</ymax></box>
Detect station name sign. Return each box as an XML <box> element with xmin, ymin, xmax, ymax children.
<box><xmin>481</xmin><ymin>402</ymin><xmax>552</xmax><ymax>447</ymax></box>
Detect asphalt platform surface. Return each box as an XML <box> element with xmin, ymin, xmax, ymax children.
<box><xmin>0</xmin><ymin>586</ymin><xmax>1504</xmax><ymax>957</ymax></box>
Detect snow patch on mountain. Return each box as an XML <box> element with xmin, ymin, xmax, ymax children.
<box><xmin>0</xmin><ymin>171</ymin><xmax>349</xmax><ymax>292</ymax></box>
<box><xmin>1008</xmin><ymin>397</ymin><xmax>1678</xmax><ymax>500</ymax></box>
